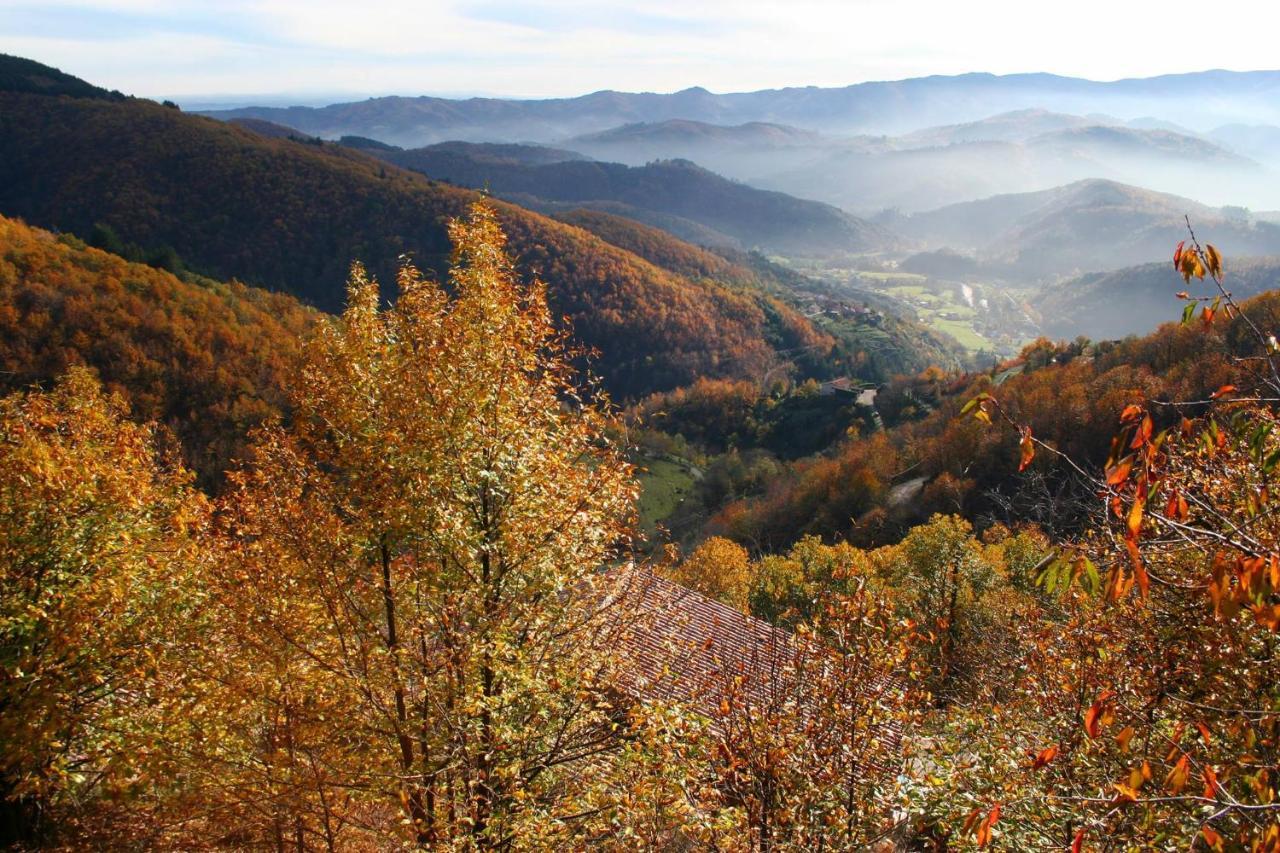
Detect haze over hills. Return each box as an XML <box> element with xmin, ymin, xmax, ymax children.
<box><xmin>199</xmin><ymin>70</ymin><xmax>1280</xmax><ymax>147</ymax></box>
<box><xmin>753</xmin><ymin>123</ymin><xmax>1264</xmax><ymax>214</ymax></box>
<box><xmin>347</xmin><ymin>139</ymin><xmax>892</xmax><ymax>255</ymax></box>
<box><xmin>1036</xmin><ymin>256</ymin><xmax>1280</xmax><ymax>340</ymax></box>
<box><xmin>561</xmin><ymin>110</ymin><xmax>1270</xmax><ymax>214</ymax></box>
<box><xmin>0</xmin><ymin>59</ymin><xmax>863</xmax><ymax>398</ymax></box>
<box><xmin>897</xmin><ymin>179</ymin><xmax>1280</xmax><ymax>279</ymax></box>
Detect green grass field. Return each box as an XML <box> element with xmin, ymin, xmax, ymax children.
<box><xmin>872</xmin><ymin>281</ymin><xmax>994</xmax><ymax>351</ymax></box>
<box><xmin>635</xmin><ymin>455</ymin><xmax>696</xmax><ymax>533</ymax></box>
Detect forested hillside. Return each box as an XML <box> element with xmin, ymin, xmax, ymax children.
<box><xmin>11</xmin><ymin>0</ymin><xmax>1280</xmax><ymax>844</ymax></box>
<box><xmin>0</xmin><ymin>73</ymin><xmax>842</xmax><ymax>397</ymax></box>
<box><xmin>360</xmin><ymin>140</ymin><xmax>892</xmax><ymax>255</ymax></box>
<box><xmin>0</xmin><ymin>215</ymin><xmax>313</xmax><ymax>486</ymax></box>
<box><xmin>702</xmin><ymin>300</ymin><xmax>1270</xmax><ymax>550</ymax></box>
<box><xmin>1037</xmin><ymin>254</ymin><xmax>1280</xmax><ymax>339</ymax></box>
<box><xmin>552</xmin><ymin>208</ymin><xmax>969</xmax><ymax>376</ymax></box>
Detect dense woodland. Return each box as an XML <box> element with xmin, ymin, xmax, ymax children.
<box><xmin>363</xmin><ymin>141</ymin><xmax>890</xmax><ymax>255</ymax></box>
<box><xmin>0</xmin><ymin>83</ymin><xmax>852</xmax><ymax>397</ymax></box>
<box><xmin>0</xmin><ymin>215</ymin><xmax>312</xmax><ymax>486</ymax></box>
<box><xmin>6</xmin><ymin>54</ymin><xmax>1280</xmax><ymax>851</ymax></box>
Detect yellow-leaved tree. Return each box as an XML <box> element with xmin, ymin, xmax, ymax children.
<box><xmin>193</xmin><ymin>201</ymin><xmax>643</xmax><ymax>849</ymax></box>
<box><xmin>0</xmin><ymin>369</ymin><xmax>206</xmax><ymax>845</ymax></box>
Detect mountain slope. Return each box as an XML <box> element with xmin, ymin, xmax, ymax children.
<box><xmin>1036</xmin><ymin>256</ymin><xmax>1280</xmax><ymax>340</ymax></box>
<box><xmin>900</xmin><ymin>179</ymin><xmax>1280</xmax><ymax>278</ymax></box>
<box><xmin>360</xmin><ymin>141</ymin><xmax>892</xmax><ymax>256</ymax></box>
<box><xmin>0</xmin><ymin>52</ymin><xmax>123</xmax><ymax>100</ymax></box>
<box><xmin>894</xmin><ymin>109</ymin><xmax>1102</xmax><ymax>146</ymax></box>
<box><xmin>0</xmin><ymin>76</ymin><xmax>840</xmax><ymax>397</ymax></box>
<box><xmin>756</xmin><ymin>124</ymin><xmax>1264</xmax><ymax>214</ymax></box>
<box><xmin>549</xmin><ymin>208</ymin><xmax>967</xmax><ymax>376</ymax></box>
<box><xmin>0</xmin><ymin>214</ymin><xmax>314</xmax><ymax>486</ymax></box>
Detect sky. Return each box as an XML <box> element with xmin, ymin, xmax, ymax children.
<box><xmin>4</xmin><ymin>0</ymin><xmax>1280</xmax><ymax>104</ymax></box>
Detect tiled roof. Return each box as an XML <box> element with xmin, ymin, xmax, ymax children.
<box><xmin>601</xmin><ymin>568</ymin><xmax>903</xmax><ymax>774</ymax></box>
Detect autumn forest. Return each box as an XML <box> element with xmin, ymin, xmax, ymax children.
<box><xmin>5</xmin><ymin>29</ymin><xmax>1280</xmax><ymax>853</ymax></box>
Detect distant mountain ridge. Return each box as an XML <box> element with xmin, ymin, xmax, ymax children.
<box><xmin>357</xmin><ymin>140</ymin><xmax>893</xmax><ymax>255</ymax></box>
<box><xmin>560</xmin><ymin>111</ymin><xmax>1266</xmax><ymax>214</ymax></box>
<box><xmin>900</xmin><ymin>179</ymin><xmax>1280</xmax><ymax>278</ymax></box>
<box><xmin>0</xmin><ymin>57</ymin><xmax>853</xmax><ymax>397</ymax></box>
<box><xmin>1036</xmin><ymin>255</ymin><xmax>1280</xmax><ymax>340</ymax></box>
<box><xmin>199</xmin><ymin>70</ymin><xmax>1280</xmax><ymax>148</ymax></box>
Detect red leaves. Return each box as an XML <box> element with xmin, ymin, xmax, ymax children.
<box><xmin>1210</xmin><ymin>384</ymin><xmax>1236</xmax><ymax>400</ymax></box>
<box><xmin>1206</xmin><ymin>243</ymin><xmax>1224</xmax><ymax>279</ymax></box>
<box><xmin>1165</xmin><ymin>753</ymin><xmax>1191</xmax><ymax>794</ymax></box>
<box><xmin>1127</xmin><ymin>539</ymin><xmax>1149</xmax><ymax>598</ymax></box>
<box><xmin>1129</xmin><ymin>414</ymin><xmax>1153</xmax><ymax>450</ymax></box>
<box><xmin>1119</xmin><ymin>404</ymin><xmax>1144</xmax><ymax>424</ymax></box>
<box><xmin>1071</xmin><ymin>829</ymin><xmax>1086</xmax><ymax>853</ymax></box>
<box><xmin>1083</xmin><ymin>704</ymin><xmax>1103</xmax><ymax>739</ymax></box>
<box><xmin>1018</xmin><ymin>426</ymin><xmax>1035</xmax><ymax>472</ymax></box>
<box><xmin>1164</xmin><ymin>490</ymin><xmax>1189</xmax><ymax>522</ymax></box>
<box><xmin>1084</xmin><ymin>691</ymin><xmax>1115</xmax><ymax>738</ymax></box>
<box><xmin>1173</xmin><ymin>241</ymin><xmax>1185</xmax><ymax>269</ymax></box>
<box><xmin>1106</xmin><ymin>456</ymin><xmax>1134</xmax><ymax>486</ymax></box>
<box><xmin>1126</xmin><ymin>495</ymin><xmax>1145</xmax><ymax>540</ymax></box>
<box><xmin>1179</xmin><ymin>248</ymin><xmax>1206</xmax><ymax>283</ymax></box>
<box><xmin>1203</xmin><ymin>766</ymin><xmax>1221</xmax><ymax>799</ymax></box>
<box><xmin>975</xmin><ymin>804</ymin><xmax>1000</xmax><ymax>847</ymax></box>
<box><xmin>1030</xmin><ymin>744</ymin><xmax>1059</xmax><ymax>769</ymax></box>
<box><xmin>963</xmin><ymin>804</ymin><xmax>1001</xmax><ymax>847</ymax></box>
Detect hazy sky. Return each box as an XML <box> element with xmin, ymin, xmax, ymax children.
<box><xmin>4</xmin><ymin>0</ymin><xmax>1279</xmax><ymax>102</ymax></box>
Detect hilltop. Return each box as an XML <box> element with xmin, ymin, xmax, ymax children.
<box><xmin>0</xmin><ymin>57</ymin><xmax>859</xmax><ymax>397</ymax></box>
<box><xmin>359</xmin><ymin>140</ymin><xmax>893</xmax><ymax>256</ymax></box>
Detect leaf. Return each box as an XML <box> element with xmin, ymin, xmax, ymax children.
<box><xmin>1031</xmin><ymin>744</ymin><xmax>1059</xmax><ymax>769</ymax></box>
<box><xmin>1196</xmin><ymin>720</ymin><xmax>1212</xmax><ymax>746</ymax></box>
<box><xmin>1084</xmin><ymin>693</ymin><xmax>1113</xmax><ymax>738</ymax></box>
<box><xmin>1106</xmin><ymin>456</ymin><xmax>1134</xmax><ymax>486</ymax></box>
<box><xmin>961</xmin><ymin>806</ymin><xmax>983</xmax><ymax>837</ymax></box>
<box><xmin>1127</xmin><ymin>496</ymin><xmax>1145</xmax><ymax>540</ymax></box>
<box><xmin>1111</xmin><ymin>781</ymin><xmax>1139</xmax><ymax>803</ymax></box>
<box><xmin>1165</xmin><ymin>753</ymin><xmax>1190</xmax><ymax>794</ymax></box>
<box><xmin>1206</xmin><ymin>243</ymin><xmax>1223</xmax><ymax>278</ymax></box>
<box><xmin>1018</xmin><ymin>427</ymin><xmax>1035</xmax><ymax>472</ymax></box>
<box><xmin>1210</xmin><ymin>384</ymin><xmax>1237</xmax><ymax>400</ymax></box>
<box><xmin>975</xmin><ymin>804</ymin><xmax>1001</xmax><ymax>847</ymax></box>
<box><xmin>1203</xmin><ymin>766</ymin><xmax>1220</xmax><ymax>799</ymax></box>
<box><xmin>1130</xmin><ymin>414</ymin><xmax>1154</xmax><ymax>449</ymax></box>
<box><xmin>1127</xmin><ymin>539</ymin><xmax>1149</xmax><ymax>598</ymax></box>
<box><xmin>1181</xmin><ymin>302</ymin><xmax>1196</xmax><ymax>325</ymax></box>
<box><xmin>1116</xmin><ymin>725</ymin><xmax>1136</xmax><ymax>751</ymax></box>
<box><xmin>1071</xmin><ymin>829</ymin><xmax>1086</xmax><ymax>853</ymax></box>
<box><xmin>1173</xmin><ymin>240</ymin><xmax>1185</xmax><ymax>269</ymax></box>
<box><xmin>1119</xmin><ymin>404</ymin><xmax>1144</xmax><ymax>423</ymax></box>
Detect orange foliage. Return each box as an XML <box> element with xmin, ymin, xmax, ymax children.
<box><xmin>0</xmin><ymin>215</ymin><xmax>313</xmax><ymax>487</ymax></box>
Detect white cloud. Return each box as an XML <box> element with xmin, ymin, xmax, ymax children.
<box><xmin>3</xmin><ymin>0</ymin><xmax>1279</xmax><ymax>99</ymax></box>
